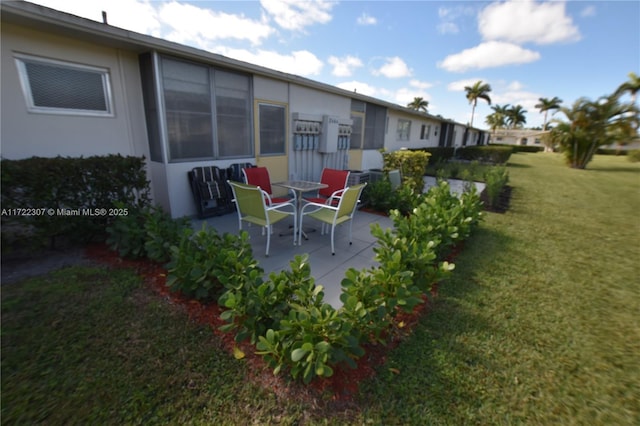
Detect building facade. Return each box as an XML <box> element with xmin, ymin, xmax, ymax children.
<box><xmin>1</xmin><ymin>1</ymin><xmax>486</xmax><ymax>217</ymax></box>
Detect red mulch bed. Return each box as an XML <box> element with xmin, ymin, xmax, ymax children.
<box><xmin>84</xmin><ymin>243</ymin><xmax>455</xmax><ymax>405</ymax></box>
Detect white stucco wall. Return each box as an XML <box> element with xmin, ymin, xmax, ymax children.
<box><xmin>0</xmin><ymin>23</ymin><xmax>149</xmax><ymax>161</ymax></box>
<box><xmin>385</xmin><ymin>112</ymin><xmax>441</xmax><ymax>151</ymax></box>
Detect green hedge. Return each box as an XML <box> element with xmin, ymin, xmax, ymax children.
<box><xmin>1</xmin><ymin>155</ymin><xmax>150</xmax><ymax>248</ymax></box>
<box><xmin>495</xmin><ymin>144</ymin><xmax>544</xmax><ymax>153</ymax></box>
<box><xmin>455</xmin><ymin>145</ymin><xmax>513</xmax><ymax>164</ymax></box>
<box><xmin>596</xmin><ymin>148</ymin><xmax>629</xmax><ymax>156</ymax></box>
<box><xmin>381</xmin><ymin>149</ymin><xmax>431</xmax><ymax>193</ymax></box>
<box><xmin>410</xmin><ymin>147</ymin><xmax>455</xmax><ymax>164</ymax></box>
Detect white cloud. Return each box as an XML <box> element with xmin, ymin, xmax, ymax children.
<box><xmin>328</xmin><ymin>55</ymin><xmax>363</xmax><ymax>77</ymax></box>
<box><xmin>479</xmin><ymin>0</ymin><xmax>581</xmax><ymax>45</ymax></box>
<box><xmin>260</xmin><ymin>0</ymin><xmax>335</xmax><ymax>32</ymax></box>
<box><xmin>357</xmin><ymin>12</ymin><xmax>377</xmax><ymax>25</ymax></box>
<box><xmin>581</xmin><ymin>5</ymin><xmax>596</xmax><ymax>18</ymax></box>
<box><xmin>438</xmin><ymin>41</ymin><xmax>541</xmax><ymax>72</ymax></box>
<box><xmin>447</xmin><ymin>78</ymin><xmax>487</xmax><ymax>92</ymax></box>
<box><xmin>492</xmin><ymin>90</ymin><xmax>539</xmax><ymax>110</ymax></box>
<box><xmin>437</xmin><ymin>22</ymin><xmax>459</xmax><ymax>35</ymax></box>
<box><xmin>335</xmin><ymin>81</ymin><xmax>377</xmax><ymax>97</ymax></box>
<box><xmin>507</xmin><ymin>81</ymin><xmax>525</xmax><ymax>91</ymax></box>
<box><xmin>437</xmin><ymin>5</ymin><xmax>475</xmax><ymax>35</ymax></box>
<box><xmin>159</xmin><ymin>2</ymin><xmax>274</xmax><ymax>46</ymax></box>
<box><xmin>215</xmin><ymin>47</ymin><xmax>323</xmax><ymax>76</ymax></box>
<box><xmin>394</xmin><ymin>88</ymin><xmax>431</xmax><ymax>107</ymax></box>
<box><xmin>29</xmin><ymin>0</ymin><xmax>162</xmax><ymax>36</ymax></box>
<box><xmin>410</xmin><ymin>79</ymin><xmax>433</xmax><ymax>90</ymax></box>
<box><xmin>373</xmin><ymin>57</ymin><xmax>412</xmax><ymax>78</ymax></box>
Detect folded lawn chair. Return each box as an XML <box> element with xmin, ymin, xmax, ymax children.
<box><xmin>188</xmin><ymin>166</ymin><xmax>234</xmax><ymax>219</ymax></box>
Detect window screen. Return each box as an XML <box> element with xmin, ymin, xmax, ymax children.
<box><xmin>350</xmin><ymin>113</ymin><xmax>364</xmax><ymax>149</ymax></box>
<box><xmin>363</xmin><ymin>103</ymin><xmax>386</xmax><ymax>149</ymax></box>
<box><xmin>15</xmin><ymin>55</ymin><xmax>112</xmax><ymax>116</ymax></box>
<box><xmin>215</xmin><ymin>70</ymin><xmax>252</xmax><ymax>158</ymax></box>
<box><xmin>158</xmin><ymin>57</ymin><xmax>253</xmax><ymax>161</ymax></box>
<box><xmin>259</xmin><ymin>104</ymin><xmax>286</xmax><ymax>155</ymax></box>
<box><xmin>397</xmin><ymin>119</ymin><xmax>411</xmax><ymax>141</ymax></box>
<box><xmin>162</xmin><ymin>58</ymin><xmax>214</xmax><ymax>160</ymax></box>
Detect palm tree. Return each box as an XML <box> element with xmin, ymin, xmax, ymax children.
<box><xmin>464</xmin><ymin>81</ymin><xmax>492</xmax><ymax>128</ymax></box>
<box><xmin>614</xmin><ymin>72</ymin><xmax>640</xmax><ymax>103</ymax></box>
<box><xmin>485</xmin><ymin>113</ymin><xmax>503</xmax><ymax>141</ymax></box>
<box><xmin>548</xmin><ymin>94</ymin><xmax>639</xmax><ymax>168</ymax></box>
<box><xmin>506</xmin><ymin>104</ymin><xmax>527</xmax><ymax>128</ymax></box>
<box><xmin>407</xmin><ymin>97</ymin><xmax>429</xmax><ymax>113</ymax></box>
<box><xmin>535</xmin><ymin>96</ymin><xmax>563</xmax><ymax>131</ymax></box>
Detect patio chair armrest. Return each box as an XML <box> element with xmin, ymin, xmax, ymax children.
<box><xmin>268</xmin><ymin>200</ymin><xmax>296</xmax><ymax>214</ymax></box>
<box><xmin>301</xmin><ymin>201</ymin><xmax>337</xmax><ymax>215</ymax></box>
<box><xmin>325</xmin><ymin>188</ymin><xmax>346</xmax><ymax>205</ymax></box>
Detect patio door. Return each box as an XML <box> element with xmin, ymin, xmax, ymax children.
<box><xmin>254</xmin><ymin>101</ymin><xmax>289</xmax><ymax>197</ymax></box>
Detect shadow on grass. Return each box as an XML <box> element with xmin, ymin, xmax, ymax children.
<box><xmin>355</xmin><ymin>225</ymin><xmax>515</xmax><ymax>423</ymax></box>
<box><xmin>586</xmin><ymin>166</ymin><xmax>640</xmax><ymax>173</ymax></box>
<box><xmin>505</xmin><ymin>161</ymin><xmax>531</xmax><ymax>168</ymax></box>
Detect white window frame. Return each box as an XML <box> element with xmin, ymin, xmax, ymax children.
<box><xmin>420</xmin><ymin>124</ymin><xmax>431</xmax><ymax>140</ymax></box>
<box><xmin>14</xmin><ymin>53</ymin><xmax>114</xmax><ymax>117</ymax></box>
<box><xmin>397</xmin><ymin>119</ymin><xmax>411</xmax><ymax>141</ymax></box>
<box><xmin>257</xmin><ymin>102</ymin><xmax>287</xmax><ymax>156</ymax></box>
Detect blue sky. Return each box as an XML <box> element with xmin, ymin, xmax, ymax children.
<box><xmin>30</xmin><ymin>0</ymin><xmax>640</xmax><ymax>129</ymax></box>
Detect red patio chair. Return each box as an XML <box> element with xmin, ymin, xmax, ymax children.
<box><xmin>242</xmin><ymin>166</ymin><xmax>293</xmax><ymax>206</ymax></box>
<box><xmin>304</xmin><ymin>168</ymin><xmax>350</xmax><ymax>206</ymax></box>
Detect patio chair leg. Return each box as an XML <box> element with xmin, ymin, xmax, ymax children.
<box><xmin>330</xmin><ymin>224</ymin><xmax>336</xmax><ymax>255</ymax></box>
<box><xmin>265</xmin><ymin>225</ymin><xmax>270</xmax><ymax>257</ymax></box>
<box><xmin>349</xmin><ymin>220</ymin><xmax>353</xmax><ymax>245</ymax></box>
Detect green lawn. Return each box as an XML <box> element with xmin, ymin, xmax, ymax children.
<box><xmin>2</xmin><ymin>153</ymin><xmax>639</xmax><ymax>425</ymax></box>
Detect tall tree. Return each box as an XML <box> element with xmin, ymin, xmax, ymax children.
<box><xmin>485</xmin><ymin>113</ymin><xmax>503</xmax><ymax>140</ymax></box>
<box><xmin>547</xmin><ymin>94</ymin><xmax>639</xmax><ymax>169</ymax></box>
<box><xmin>407</xmin><ymin>97</ymin><xmax>429</xmax><ymax>113</ymax></box>
<box><xmin>485</xmin><ymin>104</ymin><xmax>509</xmax><ymax>141</ymax></box>
<box><xmin>506</xmin><ymin>104</ymin><xmax>527</xmax><ymax>128</ymax></box>
<box><xmin>614</xmin><ymin>72</ymin><xmax>640</xmax><ymax>103</ymax></box>
<box><xmin>464</xmin><ymin>81</ymin><xmax>492</xmax><ymax>127</ymax></box>
<box><xmin>535</xmin><ymin>96</ymin><xmax>563</xmax><ymax>131</ymax></box>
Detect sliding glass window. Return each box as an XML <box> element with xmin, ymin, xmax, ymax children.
<box><xmin>159</xmin><ymin>56</ymin><xmax>252</xmax><ymax>162</ymax></box>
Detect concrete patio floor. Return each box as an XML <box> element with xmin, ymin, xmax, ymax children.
<box><xmin>192</xmin><ymin>207</ymin><xmax>393</xmax><ymax>308</ymax></box>
<box><xmin>191</xmin><ymin>177</ymin><xmax>485</xmax><ymax>308</ymax></box>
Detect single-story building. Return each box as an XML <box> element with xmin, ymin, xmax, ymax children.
<box><xmin>1</xmin><ymin>1</ymin><xmax>487</xmax><ymax>218</ymax></box>
<box><xmin>489</xmin><ymin>129</ymin><xmax>549</xmax><ymax>146</ymax></box>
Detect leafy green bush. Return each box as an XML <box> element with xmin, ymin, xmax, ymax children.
<box><xmin>105</xmin><ymin>203</ymin><xmax>148</xmax><ymax>260</ymax></box>
<box><xmin>167</xmin><ymin>225</ymin><xmax>258</xmax><ymax>301</ymax></box>
<box><xmin>361</xmin><ymin>179</ymin><xmax>394</xmax><ymax>213</ymax></box>
<box><xmin>215</xmin><ymin>180</ymin><xmax>483</xmax><ymax>385</ymax></box>
<box><xmin>484</xmin><ymin>166</ymin><xmax>510</xmax><ymax>209</ymax></box>
<box><xmin>627</xmin><ymin>149</ymin><xmax>640</xmax><ymax>162</ymax></box>
<box><xmin>143</xmin><ymin>209</ymin><xmax>190</xmax><ymax>263</ymax></box>
<box><xmin>411</xmin><ymin>147</ymin><xmax>455</xmax><ymax>164</ymax></box>
<box><xmin>106</xmin><ymin>204</ymin><xmax>189</xmax><ymax>263</ymax></box>
<box><xmin>382</xmin><ymin>149</ymin><xmax>431</xmax><ymax>193</ymax></box>
<box><xmin>491</xmin><ymin>143</ymin><xmax>543</xmax><ymax>153</ymax></box>
<box><xmin>220</xmin><ymin>255</ymin><xmax>364</xmax><ymax>384</ymax></box>
<box><xmin>340</xmin><ymin>249</ymin><xmax>422</xmax><ymax>343</ymax></box>
<box><xmin>1</xmin><ymin>155</ymin><xmax>150</xmax><ymax>248</ymax></box>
